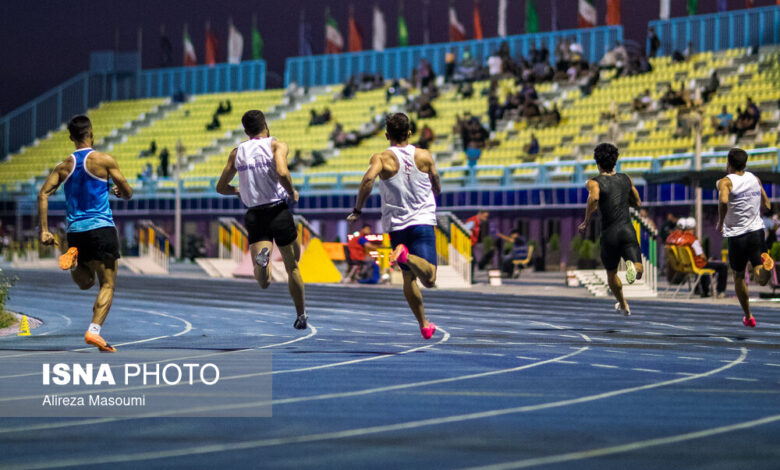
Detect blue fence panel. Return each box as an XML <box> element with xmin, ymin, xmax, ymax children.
<box><xmin>649</xmin><ymin>5</ymin><xmax>780</xmax><ymax>56</ymax></box>
<box><xmin>285</xmin><ymin>26</ymin><xmax>622</xmax><ymax>87</ymax></box>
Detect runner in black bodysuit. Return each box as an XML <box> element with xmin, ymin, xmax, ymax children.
<box><xmin>579</xmin><ymin>143</ymin><xmax>644</xmax><ymax>316</ymax></box>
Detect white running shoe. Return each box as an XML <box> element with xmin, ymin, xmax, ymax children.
<box><xmin>615</xmin><ymin>302</ymin><xmax>631</xmax><ymax>316</ymax></box>
<box><xmin>625</xmin><ymin>262</ymin><xmax>637</xmax><ymax>285</ymax></box>
<box><xmin>255</xmin><ymin>247</ymin><xmax>270</xmax><ymax>268</ymax></box>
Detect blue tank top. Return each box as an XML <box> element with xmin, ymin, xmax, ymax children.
<box><xmin>63</xmin><ymin>148</ymin><xmax>115</xmax><ymax>233</ymax></box>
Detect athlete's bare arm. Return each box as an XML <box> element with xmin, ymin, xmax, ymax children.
<box><xmin>716</xmin><ymin>177</ymin><xmax>732</xmax><ymax>233</ymax></box>
<box><xmin>578</xmin><ymin>179</ymin><xmax>600</xmax><ymax>234</ymax></box>
<box><xmin>416</xmin><ymin>148</ymin><xmax>441</xmax><ymax>197</ymax></box>
<box><xmin>38</xmin><ymin>161</ymin><xmax>72</xmax><ymax>245</ymax></box>
<box><xmin>272</xmin><ymin>140</ymin><xmax>298</xmax><ymax>202</ymax></box>
<box><xmin>348</xmin><ymin>153</ymin><xmax>385</xmax><ymax>222</ymax></box>
<box><xmin>628</xmin><ymin>176</ymin><xmax>641</xmax><ymax>207</ymax></box>
<box><xmin>756</xmin><ymin>176</ymin><xmax>771</xmax><ymax>212</ymax></box>
<box><xmin>216</xmin><ymin>148</ymin><xmax>240</xmax><ymax>197</ymax></box>
<box><xmin>100</xmin><ymin>153</ymin><xmax>133</xmax><ymax>200</ymax></box>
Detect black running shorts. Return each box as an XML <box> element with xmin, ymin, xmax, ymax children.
<box><xmin>66</xmin><ymin>226</ymin><xmax>121</xmax><ymax>264</ymax></box>
<box><xmin>600</xmin><ymin>223</ymin><xmax>641</xmax><ymax>271</ymax></box>
<box><xmin>726</xmin><ymin>228</ymin><xmax>765</xmax><ymax>274</ymax></box>
<box><xmin>244</xmin><ymin>201</ymin><xmax>298</xmax><ymax>246</ymax></box>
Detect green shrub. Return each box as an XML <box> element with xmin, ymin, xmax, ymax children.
<box><xmin>548</xmin><ymin>233</ymin><xmax>561</xmax><ymax>252</ymax></box>
<box><xmin>570</xmin><ymin>235</ymin><xmax>583</xmax><ymax>254</ymax></box>
<box><xmin>0</xmin><ymin>270</ymin><xmax>17</xmax><ymax>328</ymax></box>
<box><xmin>579</xmin><ymin>239</ymin><xmax>597</xmax><ymax>260</ymax></box>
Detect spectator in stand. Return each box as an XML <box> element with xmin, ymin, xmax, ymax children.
<box><xmin>454</xmin><ymin>51</ymin><xmax>478</xmax><ymax>83</ymax></box>
<box><xmin>579</xmin><ymin>65</ymin><xmax>600</xmax><ymax>96</ymax></box>
<box><xmin>669</xmin><ymin>218</ymin><xmax>729</xmax><ymax>298</ymax></box>
<box><xmin>340</xmin><ymin>76</ymin><xmax>357</xmax><ymax>99</ymax></box>
<box><xmin>648</xmin><ymin>27</ymin><xmax>661</xmax><ymax>58</ymax></box>
<box><xmin>555</xmin><ymin>38</ymin><xmax>571</xmax><ymax>75</ymax></box>
<box><xmin>702</xmin><ymin>71</ymin><xmax>719</xmax><ymax>102</ymax></box>
<box><xmin>660</xmin><ymin>213</ymin><xmax>679</xmax><ymax>242</ymax></box>
<box><xmin>139</xmin><ymin>140</ymin><xmax>157</xmax><ymax>158</ymax></box>
<box><xmin>746</xmin><ymin>97</ymin><xmax>761</xmax><ymax>122</ymax></box>
<box><xmin>205</xmin><ymin>113</ymin><xmax>221</xmax><ymax>131</ymax></box>
<box><xmin>488</xmin><ymin>52</ymin><xmax>503</xmax><ymax>78</ymax></box>
<box><xmin>417</xmin><ymin>95</ymin><xmax>437</xmax><ymax>119</ymax></box>
<box><xmin>541</xmin><ymin>103</ymin><xmax>561</xmax><ymax>127</ymax></box>
<box><xmin>416</xmin><ymin>58</ymin><xmax>435</xmax><ymax>89</ymax></box>
<box><xmin>309</xmin><ymin>108</ymin><xmax>332</xmax><ymax>126</ymax></box>
<box><xmin>159</xmin><ymin>147</ymin><xmax>169</xmax><ymax>177</ymax></box>
<box><xmin>216</xmin><ymin>100</ymin><xmax>232</xmax><ymax>115</ymax></box>
<box><xmin>416</xmin><ymin>124</ymin><xmax>435</xmax><ymax>149</ymax></box>
<box><xmin>524</xmin><ymin>133</ymin><xmax>539</xmax><ymax>159</ymax></box>
<box><xmin>346</xmin><ymin>224</ymin><xmax>380</xmax><ymax>281</ymax></box>
<box><xmin>711</xmin><ymin>106</ymin><xmax>733</xmax><ymax>135</ymax></box>
<box><xmin>445</xmin><ymin>49</ymin><xmax>456</xmax><ymax>82</ymax></box>
<box><xmin>732</xmin><ymin>105</ymin><xmax>759</xmax><ymax>139</ymax></box>
<box><xmin>633</xmin><ymin>89</ymin><xmax>653</xmax><ymax>112</ymax></box>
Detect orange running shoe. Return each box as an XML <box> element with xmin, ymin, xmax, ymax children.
<box><xmin>59</xmin><ymin>247</ymin><xmax>78</xmax><ymax>271</ymax></box>
<box><xmin>758</xmin><ymin>253</ymin><xmax>775</xmax><ymax>286</ymax></box>
<box><xmin>84</xmin><ymin>331</ymin><xmax>117</xmax><ymax>352</ymax></box>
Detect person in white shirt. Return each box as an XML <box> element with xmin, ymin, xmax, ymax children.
<box><xmin>716</xmin><ymin>148</ymin><xmax>774</xmax><ymax>328</ymax></box>
<box><xmin>217</xmin><ymin>110</ymin><xmax>308</xmax><ymax>330</ymax></box>
<box><xmin>348</xmin><ymin>113</ymin><xmax>441</xmax><ymax>339</ymax></box>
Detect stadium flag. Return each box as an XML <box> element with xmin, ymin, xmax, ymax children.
<box><xmin>423</xmin><ymin>0</ymin><xmax>431</xmax><ymax>44</ymax></box>
<box><xmin>183</xmin><ymin>24</ymin><xmax>196</xmax><ymax>66</ymax></box>
<box><xmin>659</xmin><ymin>0</ymin><xmax>670</xmax><ymax>20</ymax></box>
<box><xmin>325</xmin><ymin>8</ymin><xmax>344</xmax><ymax>54</ymax></box>
<box><xmin>298</xmin><ymin>9</ymin><xmax>313</xmax><ymax>56</ymax></box>
<box><xmin>745</xmin><ymin>0</ymin><xmax>754</xmax><ymax>7</ymax></box>
<box><xmin>398</xmin><ymin>1</ymin><xmax>409</xmax><ymax>47</ymax></box>
<box><xmin>687</xmin><ymin>0</ymin><xmax>698</xmax><ymax>15</ymax></box>
<box><xmin>526</xmin><ymin>0</ymin><xmax>539</xmax><ymax>33</ymax></box>
<box><xmin>498</xmin><ymin>0</ymin><xmax>507</xmax><ymax>37</ymax></box>
<box><xmin>473</xmin><ymin>0</ymin><xmax>483</xmax><ymax>40</ymax></box>
<box><xmin>551</xmin><ymin>0</ymin><xmax>559</xmax><ymax>30</ymax></box>
<box><xmin>606</xmin><ymin>0</ymin><xmax>620</xmax><ymax>25</ymax></box>
<box><xmin>348</xmin><ymin>5</ymin><xmax>363</xmax><ymax>52</ymax></box>
<box><xmin>372</xmin><ymin>3</ymin><xmax>386</xmax><ymax>51</ymax></box>
<box><xmin>717</xmin><ymin>0</ymin><xmax>727</xmax><ymax>11</ymax></box>
<box><xmin>205</xmin><ymin>22</ymin><xmax>217</xmax><ymax>66</ymax></box>
<box><xmin>227</xmin><ymin>20</ymin><xmax>244</xmax><ymax>64</ymax></box>
<box><xmin>578</xmin><ymin>0</ymin><xmax>596</xmax><ymax>28</ymax></box>
<box><xmin>449</xmin><ymin>2</ymin><xmax>466</xmax><ymax>42</ymax></box>
<box><xmin>251</xmin><ymin>14</ymin><xmax>264</xmax><ymax>60</ymax></box>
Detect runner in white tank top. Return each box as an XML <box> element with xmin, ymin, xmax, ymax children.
<box><xmin>217</xmin><ymin>110</ymin><xmax>309</xmax><ymax>330</ymax></box>
<box><xmin>716</xmin><ymin>148</ymin><xmax>773</xmax><ymax>328</ymax></box>
<box><xmin>348</xmin><ymin>113</ymin><xmax>442</xmax><ymax>339</ymax></box>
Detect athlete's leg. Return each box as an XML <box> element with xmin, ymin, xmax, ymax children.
<box><xmin>734</xmin><ymin>272</ymin><xmax>752</xmax><ymax>320</ymax></box>
<box><xmin>607</xmin><ymin>269</ymin><xmax>629</xmax><ymax>312</ymax></box>
<box><xmin>633</xmin><ymin>261</ymin><xmax>644</xmax><ymax>280</ymax></box>
<box><xmin>250</xmin><ymin>240</ymin><xmax>274</xmax><ymax>289</ymax></box>
<box><xmin>278</xmin><ymin>241</ymin><xmax>305</xmax><ymax>318</ymax></box>
<box><xmin>402</xmin><ymin>270</ymin><xmax>430</xmax><ymax>328</ymax></box>
<box><xmin>70</xmin><ymin>263</ymin><xmax>95</xmax><ymax>290</ymax></box>
<box><xmin>87</xmin><ymin>259</ymin><xmax>117</xmax><ymax>326</ymax></box>
<box><xmin>404</xmin><ymin>254</ymin><xmax>437</xmax><ymax>288</ymax></box>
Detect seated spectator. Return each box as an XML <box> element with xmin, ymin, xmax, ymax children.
<box><xmin>216</xmin><ymin>100</ymin><xmax>232</xmax><ymax>115</ymax></box>
<box><xmin>701</xmin><ymin>71</ymin><xmax>719</xmax><ymax>103</ymax></box>
<box><xmin>633</xmin><ymin>89</ymin><xmax>653</xmax><ymax>112</ymax></box>
<box><xmin>498</xmin><ymin>231</ymin><xmax>529</xmax><ymax>278</ymax></box>
<box><xmin>159</xmin><ymin>147</ymin><xmax>169</xmax><ymax>177</ymax></box>
<box><xmin>416</xmin><ymin>124</ymin><xmax>435</xmax><ymax>149</ymax></box>
<box><xmin>579</xmin><ymin>65</ymin><xmax>600</xmax><ymax>96</ymax></box>
<box><xmin>340</xmin><ymin>77</ymin><xmax>357</xmax><ymax>99</ymax></box>
<box><xmin>139</xmin><ymin>140</ymin><xmax>157</xmax><ymax>158</ymax></box>
<box><xmin>669</xmin><ymin>217</ymin><xmax>729</xmax><ymax>298</ymax></box>
<box><xmin>711</xmin><ymin>106</ymin><xmax>733</xmax><ymax>135</ymax></box>
<box><xmin>309</xmin><ymin>108</ymin><xmax>331</xmax><ymax>126</ymax></box>
<box><xmin>346</xmin><ymin>224</ymin><xmax>380</xmax><ymax>282</ymax></box>
<box><xmin>524</xmin><ymin>133</ymin><xmax>539</xmax><ymax>158</ymax></box>
<box><xmin>454</xmin><ymin>51</ymin><xmax>478</xmax><ymax>83</ymax></box>
<box><xmin>462</xmin><ymin>117</ymin><xmax>489</xmax><ymax>150</ymax></box>
<box><xmin>172</xmin><ymin>89</ymin><xmax>188</xmax><ymax>103</ymax></box>
<box><xmin>487</xmin><ymin>52</ymin><xmax>503</xmax><ymax>78</ymax></box>
<box><xmin>732</xmin><ymin>105</ymin><xmax>759</xmax><ymax>139</ymax></box>
<box><xmin>555</xmin><ymin>38</ymin><xmax>571</xmax><ymax>73</ymax></box>
<box><xmin>416</xmin><ymin>58</ymin><xmax>435</xmax><ymax>89</ymax></box>
<box><xmin>205</xmin><ymin>113</ymin><xmax>221</xmax><ymax>131</ymax></box>
<box><xmin>458</xmin><ymin>81</ymin><xmax>474</xmax><ymax>99</ymax></box>
<box><xmin>386</xmin><ymin>79</ymin><xmax>410</xmax><ymax>102</ymax></box>
<box><xmin>541</xmin><ymin>103</ymin><xmax>561</xmax><ymax>127</ymax></box>
<box><xmin>445</xmin><ymin>49</ymin><xmax>457</xmax><ymax>82</ymax></box>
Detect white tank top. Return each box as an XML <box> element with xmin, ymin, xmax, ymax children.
<box><xmin>723</xmin><ymin>171</ymin><xmax>765</xmax><ymax>237</ymax></box>
<box><xmin>379</xmin><ymin>145</ymin><xmax>437</xmax><ymax>232</ymax></box>
<box><xmin>235</xmin><ymin>137</ymin><xmax>287</xmax><ymax>208</ymax></box>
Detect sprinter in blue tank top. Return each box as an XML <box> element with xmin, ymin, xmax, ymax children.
<box><xmin>38</xmin><ymin>115</ymin><xmax>133</xmax><ymax>352</ymax></box>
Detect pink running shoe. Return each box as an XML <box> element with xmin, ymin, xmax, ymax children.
<box><xmin>392</xmin><ymin>244</ymin><xmax>409</xmax><ymax>265</ymax></box>
<box><xmin>743</xmin><ymin>316</ymin><xmax>757</xmax><ymax>328</ymax></box>
<box><xmin>421</xmin><ymin>323</ymin><xmax>436</xmax><ymax>340</ymax></box>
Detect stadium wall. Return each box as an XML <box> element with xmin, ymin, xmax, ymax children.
<box><xmin>649</xmin><ymin>5</ymin><xmax>780</xmax><ymax>56</ymax></box>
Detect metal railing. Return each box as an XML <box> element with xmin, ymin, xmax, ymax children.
<box><xmin>285</xmin><ymin>26</ymin><xmax>622</xmax><ymax>87</ymax></box>
<box><xmin>649</xmin><ymin>5</ymin><xmax>780</xmax><ymax>56</ymax></box>
<box><xmin>630</xmin><ymin>208</ymin><xmax>659</xmax><ymax>295</ymax></box>
<box><xmin>217</xmin><ymin>217</ymin><xmax>248</xmax><ymax>264</ymax></box>
<box><xmin>436</xmin><ymin>211</ymin><xmax>472</xmax><ymax>286</ymax></box>
<box><xmin>137</xmin><ymin>219</ymin><xmax>170</xmax><ymax>273</ymax></box>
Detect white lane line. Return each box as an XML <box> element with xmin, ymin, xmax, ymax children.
<box><xmin>461</xmin><ymin>413</ymin><xmax>780</xmax><ymax>470</ymax></box>
<box><xmin>516</xmin><ymin>356</ymin><xmax>540</xmax><ymax>360</ymax></box>
<box><xmin>765</xmin><ymin>363</ymin><xmax>780</xmax><ymax>367</ymax></box>
<box><xmin>725</xmin><ymin>377</ymin><xmax>758</xmax><ymax>382</ymax></box>
<box><xmin>632</xmin><ymin>368</ymin><xmax>661</xmax><ymax>373</ymax></box>
<box><xmin>677</xmin><ymin>356</ymin><xmax>704</xmax><ymax>361</ymax></box>
<box><xmin>649</xmin><ymin>321</ymin><xmax>693</xmax><ymax>331</ymax></box>
<box><xmin>10</xmin><ymin>348</ymin><xmax>746</xmax><ymax>468</ymax></box>
<box><xmin>0</xmin><ymin>308</ymin><xmax>193</xmax><ymax>362</ymax></box>
<box><xmin>557</xmin><ymin>360</ymin><xmax>578</xmax><ymax>365</ymax></box>
<box><xmin>0</xmin><ymin>341</ymin><xmax>587</xmax><ymax>436</ymax></box>
<box><xmin>591</xmin><ymin>364</ymin><xmax>619</xmax><ymax>369</ymax></box>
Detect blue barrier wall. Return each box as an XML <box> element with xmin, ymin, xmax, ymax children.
<box><xmin>649</xmin><ymin>5</ymin><xmax>780</xmax><ymax>56</ymax></box>
<box><xmin>285</xmin><ymin>26</ymin><xmax>622</xmax><ymax>87</ymax></box>
<box><xmin>0</xmin><ymin>60</ymin><xmax>266</xmax><ymax>160</ymax></box>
